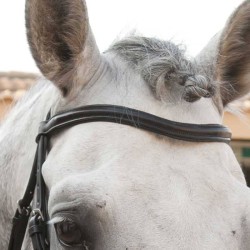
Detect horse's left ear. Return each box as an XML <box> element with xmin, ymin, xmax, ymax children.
<box><xmin>217</xmin><ymin>0</ymin><xmax>250</xmax><ymax>106</ymax></box>
<box><xmin>25</xmin><ymin>0</ymin><xmax>101</xmax><ymax>96</ymax></box>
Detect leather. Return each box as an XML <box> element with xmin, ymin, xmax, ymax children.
<box><xmin>29</xmin><ymin>215</ymin><xmax>49</xmax><ymax>250</ymax></box>
<box><xmin>37</xmin><ymin>105</ymin><xmax>231</xmax><ymax>144</ymax></box>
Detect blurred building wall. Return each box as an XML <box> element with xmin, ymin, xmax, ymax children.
<box><xmin>0</xmin><ymin>72</ymin><xmax>37</xmax><ymax>120</ymax></box>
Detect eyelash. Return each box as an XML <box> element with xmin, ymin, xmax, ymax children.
<box><xmin>49</xmin><ymin>210</ymin><xmax>78</xmax><ymax>224</ymax></box>
<box><xmin>48</xmin><ymin>216</ymin><xmax>69</xmax><ymax>225</ymax></box>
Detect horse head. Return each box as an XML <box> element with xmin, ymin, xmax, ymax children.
<box><xmin>5</xmin><ymin>0</ymin><xmax>250</xmax><ymax>249</ymax></box>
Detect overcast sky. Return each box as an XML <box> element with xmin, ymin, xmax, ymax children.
<box><xmin>0</xmin><ymin>0</ymin><xmax>243</xmax><ymax>73</ymax></box>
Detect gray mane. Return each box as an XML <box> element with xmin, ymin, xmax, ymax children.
<box><xmin>109</xmin><ymin>36</ymin><xmax>216</xmax><ymax>103</ymax></box>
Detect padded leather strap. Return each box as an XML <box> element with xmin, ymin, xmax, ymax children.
<box><xmin>8</xmin><ymin>150</ymin><xmax>38</xmax><ymax>250</ymax></box>
<box><xmin>28</xmin><ymin>133</ymin><xmax>50</xmax><ymax>250</ymax></box>
<box><xmin>37</xmin><ymin>104</ymin><xmax>231</xmax><ymax>144</ymax></box>
<box><xmin>8</xmin><ymin>209</ymin><xmax>31</xmax><ymax>250</ymax></box>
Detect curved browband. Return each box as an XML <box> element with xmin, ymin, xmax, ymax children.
<box><xmin>8</xmin><ymin>104</ymin><xmax>232</xmax><ymax>250</ymax></box>
<box><xmin>37</xmin><ymin>104</ymin><xmax>231</xmax><ymax>143</ymax></box>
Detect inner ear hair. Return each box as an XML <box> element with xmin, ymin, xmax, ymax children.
<box><xmin>217</xmin><ymin>0</ymin><xmax>250</xmax><ymax>106</ymax></box>
<box><xmin>25</xmin><ymin>0</ymin><xmax>88</xmax><ymax>95</ymax></box>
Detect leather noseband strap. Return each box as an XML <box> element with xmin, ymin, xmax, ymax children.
<box><xmin>8</xmin><ymin>104</ymin><xmax>232</xmax><ymax>250</ymax></box>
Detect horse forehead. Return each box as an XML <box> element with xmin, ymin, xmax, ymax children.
<box><xmin>42</xmin><ymin>103</ymin><xmax>223</xmax><ymax>185</ymax></box>
<box><xmin>42</xmin><ymin>121</ymin><xmax>224</xmax><ymax>195</ymax></box>
<box><xmin>46</xmin><ymin>148</ymin><xmax>243</xmax><ymax>240</ymax></box>
<box><xmin>43</xmin><ymin>123</ymin><xmax>166</xmax><ymax>193</ymax></box>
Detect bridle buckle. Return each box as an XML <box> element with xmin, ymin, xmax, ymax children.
<box><xmin>32</xmin><ymin>209</ymin><xmax>45</xmax><ymax>222</ymax></box>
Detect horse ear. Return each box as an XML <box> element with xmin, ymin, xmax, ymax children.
<box><xmin>25</xmin><ymin>0</ymin><xmax>101</xmax><ymax>96</ymax></box>
<box><xmin>217</xmin><ymin>0</ymin><xmax>250</xmax><ymax>106</ymax></box>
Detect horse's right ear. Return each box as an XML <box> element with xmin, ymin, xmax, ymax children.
<box><xmin>195</xmin><ymin>1</ymin><xmax>250</xmax><ymax>107</ymax></box>
<box><xmin>25</xmin><ymin>0</ymin><xmax>101</xmax><ymax>96</ymax></box>
<box><xmin>217</xmin><ymin>0</ymin><xmax>250</xmax><ymax>106</ymax></box>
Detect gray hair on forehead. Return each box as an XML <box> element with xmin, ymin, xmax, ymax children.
<box><xmin>108</xmin><ymin>36</ymin><xmax>216</xmax><ymax>103</ymax></box>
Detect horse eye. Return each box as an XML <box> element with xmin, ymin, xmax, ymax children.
<box><xmin>55</xmin><ymin>219</ymin><xmax>85</xmax><ymax>247</ymax></box>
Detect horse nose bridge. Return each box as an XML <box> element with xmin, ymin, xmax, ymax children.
<box><xmin>47</xmin><ymin>174</ymin><xmax>111</xmax><ymax>212</ymax></box>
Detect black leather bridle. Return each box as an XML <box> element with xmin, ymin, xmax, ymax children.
<box><xmin>8</xmin><ymin>104</ymin><xmax>232</xmax><ymax>250</ymax></box>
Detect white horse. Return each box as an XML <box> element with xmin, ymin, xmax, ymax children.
<box><xmin>1</xmin><ymin>0</ymin><xmax>250</xmax><ymax>249</ymax></box>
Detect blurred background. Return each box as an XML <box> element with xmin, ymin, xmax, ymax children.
<box><xmin>0</xmin><ymin>0</ymin><xmax>249</xmax><ymax>182</ymax></box>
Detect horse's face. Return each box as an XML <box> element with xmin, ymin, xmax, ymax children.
<box><xmin>26</xmin><ymin>0</ymin><xmax>250</xmax><ymax>249</ymax></box>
